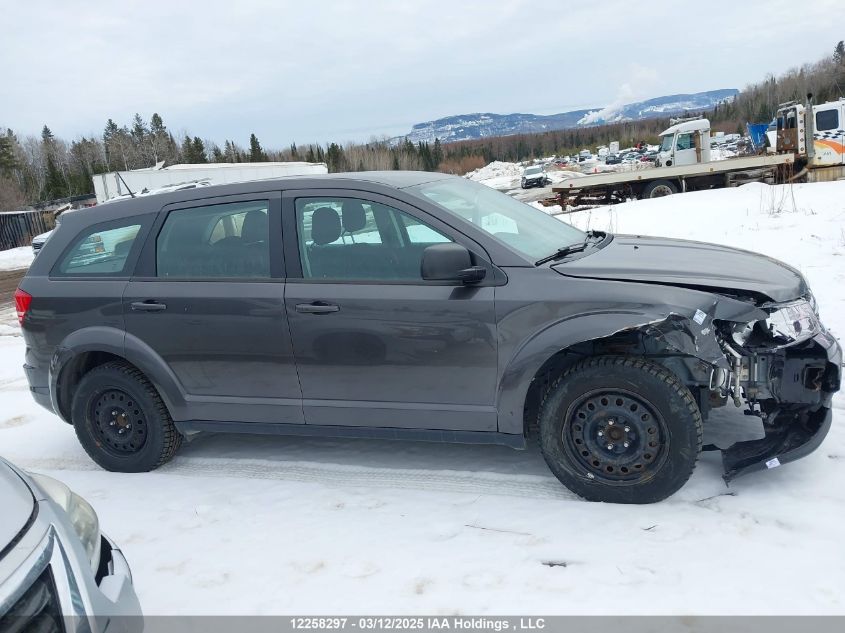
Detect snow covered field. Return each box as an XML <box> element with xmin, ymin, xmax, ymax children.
<box><xmin>0</xmin><ymin>181</ymin><xmax>843</xmax><ymax>615</ymax></box>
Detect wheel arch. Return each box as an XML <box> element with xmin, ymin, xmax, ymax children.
<box><xmin>51</xmin><ymin>327</ymin><xmax>186</xmax><ymax>423</ymax></box>
<box><xmin>496</xmin><ymin>311</ymin><xmax>715</xmax><ymax>437</ymax></box>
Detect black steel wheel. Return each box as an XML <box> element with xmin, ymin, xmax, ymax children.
<box><xmin>90</xmin><ymin>389</ymin><xmax>148</xmax><ymax>456</ymax></box>
<box><xmin>538</xmin><ymin>356</ymin><xmax>702</xmax><ymax>503</ymax></box>
<box><xmin>565</xmin><ymin>389</ymin><xmax>668</xmax><ymax>483</ymax></box>
<box><xmin>72</xmin><ymin>361</ymin><xmax>182</xmax><ymax>472</ymax></box>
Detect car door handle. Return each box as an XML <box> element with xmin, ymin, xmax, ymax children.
<box><xmin>130</xmin><ymin>301</ymin><xmax>167</xmax><ymax>312</ymax></box>
<box><xmin>295</xmin><ymin>302</ymin><xmax>340</xmax><ymax>314</ymax></box>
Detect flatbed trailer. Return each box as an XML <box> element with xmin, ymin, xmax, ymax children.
<box><xmin>552</xmin><ymin>153</ymin><xmax>795</xmax><ymax>205</ymax></box>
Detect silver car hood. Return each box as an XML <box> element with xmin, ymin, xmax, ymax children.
<box><xmin>0</xmin><ymin>459</ymin><xmax>35</xmax><ymax>551</ymax></box>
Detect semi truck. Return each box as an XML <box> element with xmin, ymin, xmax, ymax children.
<box><xmin>774</xmin><ymin>97</ymin><xmax>845</xmax><ymax>182</ymax></box>
<box><xmin>552</xmin><ymin>96</ymin><xmax>843</xmax><ymax>206</ymax></box>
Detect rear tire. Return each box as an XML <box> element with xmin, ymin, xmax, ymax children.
<box><xmin>642</xmin><ymin>179</ymin><xmax>678</xmax><ymax>198</ymax></box>
<box><xmin>71</xmin><ymin>361</ymin><xmax>182</xmax><ymax>472</ymax></box>
<box><xmin>538</xmin><ymin>356</ymin><xmax>702</xmax><ymax>504</ymax></box>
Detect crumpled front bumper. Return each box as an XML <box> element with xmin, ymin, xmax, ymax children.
<box><xmin>721</xmin><ymin>329</ymin><xmax>842</xmax><ymax>481</ymax></box>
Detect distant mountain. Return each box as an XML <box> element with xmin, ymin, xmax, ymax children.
<box><xmin>398</xmin><ymin>89</ymin><xmax>738</xmax><ymax>144</ymax></box>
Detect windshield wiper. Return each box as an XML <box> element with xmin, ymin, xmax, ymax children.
<box><xmin>534</xmin><ymin>230</ymin><xmax>606</xmax><ymax>266</ymax></box>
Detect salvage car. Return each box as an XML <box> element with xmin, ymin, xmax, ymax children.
<box><xmin>0</xmin><ymin>457</ymin><xmax>141</xmax><ymax>631</ymax></box>
<box><xmin>520</xmin><ymin>165</ymin><xmax>549</xmax><ymax>188</ymax></box>
<box><xmin>15</xmin><ymin>172</ymin><xmax>841</xmax><ymax>503</ymax></box>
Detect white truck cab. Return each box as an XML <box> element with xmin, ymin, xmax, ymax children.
<box><xmin>657</xmin><ymin>118</ymin><xmax>711</xmax><ymax>167</ymax></box>
<box><xmin>776</xmin><ymin>98</ymin><xmax>845</xmax><ymax>169</ymax></box>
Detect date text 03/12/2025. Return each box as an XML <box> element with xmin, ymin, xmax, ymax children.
<box><xmin>289</xmin><ymin>617</ymin><xmax>547</xmax><ymax>630</ymax></box>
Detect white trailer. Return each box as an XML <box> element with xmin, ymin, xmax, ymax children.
<box><xmin>92</xmin><ymin>161</ymin><xmax>328</xmax><ymax>203</ymax></box>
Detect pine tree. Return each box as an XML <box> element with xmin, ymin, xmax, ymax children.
<box><xmin>41</xmin><ymin>125</ymin><xmax>67</xmax><ymax>200</ymax></box>
<box><xmin>305</xmin><ymin>145</ymin><xmax>316</xmax><ymax>163</ymax></box>
<box><xmin>432</xmin><ymin>138</ymin><xmax>443</xmax><ymax>169</ymax></box>
<box><xmin>192</xmin><ymin>137</ymin><xmax>207</xmax><ymax>163</ymax></box>
<box><xmin>0</xmin><ymin>130</ymin><xmax>17</xmax><ymax>173</ymax></box>
<box><xmin>149</xmin><ymin>113</ymin><xmax>172</xmax><ymax>164</ymax></box>
<box><xmin>325</xmin><ymin>143</ymin><xmax>348</xmax><ymax>172</ymax></box>
<box><xmin>211</xmin><ymin>144</ymin><xmax>224</xmax><ymax>162</ymax></box>
<box><xmin>835</xmin><ymin>40</ymin><xmax>844</xmax><ymax>64</ymax></box>
<box><xmin>249</xmin><ymin>133</ymin><xmax>266</xmax><ymax>162</ymax></box>
<box><xmin>181</xmin><ymin>135</ymin><xmax>195</xmax><ymax>163</ymax></box>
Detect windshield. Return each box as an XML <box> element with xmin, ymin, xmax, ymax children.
<box><xmin>407</xmin><ymin>178</ymin><xmax>586</xmax><ymax>262</ymax></box>
<box><xmin>524</xmin><ymin>167</ymin><xmax>542</xmax><ymax>175</ymax></box>
<box><xmin>659</xmin><ymin>135</ymin><xmax>673</xmax><ymax>152</ymax></box>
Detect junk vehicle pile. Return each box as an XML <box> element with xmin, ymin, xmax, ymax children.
<box><xmin>551</xmin><ymin>96</ymin><xmax>845</xmax><ymax>207</ymax></box>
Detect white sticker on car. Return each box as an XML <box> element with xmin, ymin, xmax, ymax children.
<box><xmin>693</xmin><ymin>309</ymin><xmax>707</xmax><ymax>325</ymax></box>
<box><xmin>765</xmin><ymin>457</ymin><xmax>781</xmax><ymax>469</ymax></box>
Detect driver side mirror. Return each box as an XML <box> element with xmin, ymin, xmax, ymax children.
<box><xmin>421</xmin><ymin>243</ymin><xmax>486</xmax><ymax>284</ymax></box>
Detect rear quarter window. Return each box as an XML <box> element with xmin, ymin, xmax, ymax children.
<box><xmin>54</xmin><ymin>219</ymin><xmax>147</xmax><ymax>277</ymax></box>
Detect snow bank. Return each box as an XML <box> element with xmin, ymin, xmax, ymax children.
<box><xmin>464</xmin><ymin>161</ymin><xmax>524</xmax><ymax>190</ymax></box>
<box><xmin>0</xmin><ymin>246</ymin><xmax>34</xmax><ymax>271</ymax></box>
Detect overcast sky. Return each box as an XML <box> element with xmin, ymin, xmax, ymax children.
<box><xmin>2</xmin><ymin>0</ymin><xmax>843</xmax><ymax>148</ymax></box>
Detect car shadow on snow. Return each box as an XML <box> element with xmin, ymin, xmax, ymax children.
<box><xmin>172</xmin><ymin>406</ymin><xmax>761</xmax><ymax>482</ymax></box>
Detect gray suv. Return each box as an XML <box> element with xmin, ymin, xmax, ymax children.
<box><xmin>15</xmin><ymin>172</ymin><xmax>841</xmax><ymax>503</ymax></box>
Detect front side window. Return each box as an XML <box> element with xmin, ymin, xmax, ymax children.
<box><xmin>659</xmin><ymin>135</ymin><xmax>673</xmax><ymax>152</ymax></box>
<box><xmin>816</xmin><ymin>109</ymin><xmax>839</xmax><ymax>132</ymax></box>
<box><xmin>157</xmin><ymin>200</ymin><xmax>270</xmax><ymax>279</ymax></box>
<box><xmin>57</xmin><ymin>222</ymin><xmax>142</xmax><ymax>275</ymax></box>
<box><xmin>296</xmin><ymin>198</ymin><xmax>452</xmax><ymax>281</ymax></box>
<box><xmin>407</xmin><ymin>178</ymin><xmax>585</xmax><ymax>262</ymax></box>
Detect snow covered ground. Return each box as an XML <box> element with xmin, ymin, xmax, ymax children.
<box><xmin>0</xmin><ymin>245</ymin><xmax>34</xmax><ymax>271</ymax></box>
<box><xmin>0</xmin><ymin>181</ymin><xmax>843</xmax><ymax>615</ymax></box>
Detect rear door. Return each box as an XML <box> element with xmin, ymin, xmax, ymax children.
<box><xmin>812</xmin><ymin>103</ymin><xmax>845</xmax><ymax>166</ymax></box>
<box><xmin>282</xmin><ymin>189</ymin><xmax>499</xmax><ymax>431</ymax></box>
<box><xmin>124</xmin><ymin>191</ymin><xmax>303</xmax><ymax>425</ymax></box>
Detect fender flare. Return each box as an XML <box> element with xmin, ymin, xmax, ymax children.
<box><xmin>495</xmin><ymin>296</ymin><xmax>766</xmax><ymax>435</ymax></box>
<box><xmin>496</xmin><ymin>311</ymin><xmax>661</xmax><ymax>434</ymax></box>
<box><xmin>50</xmin><ymin>327</ymin><xmax>187</xmax><ymax>423</ymax></box>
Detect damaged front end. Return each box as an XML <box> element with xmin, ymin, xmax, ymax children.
<box><xmin>713</xmin><ymin>295</ymin><xmax>841</xmax><ymax>481</ymax></box>
<box><xmin>640</xmin><ymin>292</ymin><xmax>841</xmax><ymax>481</ymax></box>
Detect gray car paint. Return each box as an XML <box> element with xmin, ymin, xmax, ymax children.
<box><xmin>17</xmin><ymin>172</ymin><xmax>841</xmax><ymax>469</ymax></box>
<box><xmin>553</xmin><ymin>234</ymin><xmax>806</xmax><ymax>302</ymax></box>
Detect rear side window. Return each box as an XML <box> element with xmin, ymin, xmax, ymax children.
<box><xmin>156</xmin><ymin>200</ymin><xmax>270</xmax><ymax>279</ymax></box>
<box><xmin>57</xmin><ymin>223</ymin><xmax>142</xmax><ymax>275</ymax></box>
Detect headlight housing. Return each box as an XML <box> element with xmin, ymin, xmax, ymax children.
<box><xmin>28</xmin><ymin>473</ymin><xmax>101</xmax><ymax>573</ymax></box>
<box><xmin>765</xmin><ymin>298</ymin><xmax>820</xmax><ymax>347</ymax></box>
<box><xmin>728</xmin><ymin>297</ymin><xmax>821</xmax><ymax>349</ymax></box>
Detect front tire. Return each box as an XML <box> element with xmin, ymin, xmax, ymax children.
<box><xmin>538</xmin><ymin>356</ymin><xmax>702</xmax><ymax>503</ymax></box>
<box><xmin>71</xmin><ymin>361</ymin><xmax>182</xmax><ymax>472</ymax></box>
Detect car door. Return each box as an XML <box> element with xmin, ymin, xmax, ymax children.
<box><xmin>124</xmin><ymin>191</ymin><xmax>304</xmax><ymax>425</ymax></box>
<box><xmin>674</xmin><ymin>132</ymin><xmax>698</xmax><ymax>166</ymax></box>
<box><xmin>282</xmin><ymin>189</ymin><xmax>499</xmax><ymax>431</ymax></box>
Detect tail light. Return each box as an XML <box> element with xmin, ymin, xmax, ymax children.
<box><xmin>14</xmin><ymin>288</ymin><xmax>32</xmax><ymax>325</ymax></box>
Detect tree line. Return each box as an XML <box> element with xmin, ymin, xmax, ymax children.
<box><xmin>1</xmin><ymin>41</ymin><xmax>842</xmax><ymax>211</ymax></box>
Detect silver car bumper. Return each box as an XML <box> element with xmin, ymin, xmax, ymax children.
<box><xmin>0</xmin><ymin>506</ymin><xmax>142</xmax><ymax>632</ymax></box>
